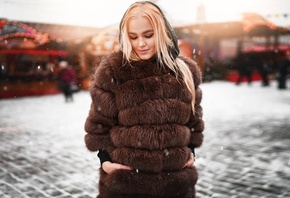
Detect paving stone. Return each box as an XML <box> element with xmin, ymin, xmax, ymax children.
<box><xmin>1</xmin><ymin>84</ymin><xmax>290</xmax><ymax>197</ymax></box>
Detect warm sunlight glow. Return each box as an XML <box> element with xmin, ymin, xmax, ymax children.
<box><xmin>196</xmin><ymin>0</ymin><xmax>290</xmax><ymax>24</ymax></box>
<box><xmin>196</xmin><ymin>0</ymin><xmax>269</xmax><ymax>22</ymax></box>
<box><xmin>1</xmin><ymin>0</ymin><xmax>289</xmax><ymax>27</ymax></box>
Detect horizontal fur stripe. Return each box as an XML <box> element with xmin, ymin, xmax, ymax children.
<box><xmin>189</xmin><ymin>133</ymin><xmax>204</xmax><ymax>148</ymax></box>
<box><xmin>85</xmin><ymin>107</ymin><xmax>116</xmax><ymax>130</ymax></box>
<box><xmin>84</xmin><ymin>117</ymin><xmax>111</xmax><ymax>134</ymax></box>
<box><xmin>118</xmin><ymin>99</ymin><xmax>191</xmax><ymax>126</ymax></box>
<box><xmin>110</xmin><ymin>124</ymin><xmax>190</xmax><ymax>150</ymax></box>
<box><xmin>163</xmin><ymin>147</ymin><xmax>192</xmax><ymax>171</ymax></box>
<box><xmin>84</xmin><ymin>134</ymin><xmax>114</xmax><ymax>152</ymax></box>
<box><xmin>111</xmin><ymin>147</ymin><xmax>189</xmax><ymax>172</ymax></box>
<box><xmin>116</xmin><ymin>74</ymin><xmax>191</xmax><ymax>110</ymax></box>
<box><xmin>102</xmin><ymin>167</ymin><xmax>198</xmax><ymax>196</ymax></box>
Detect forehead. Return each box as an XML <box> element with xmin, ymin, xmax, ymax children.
<box><xmin>128</xmin><ymin>16</ymin><xmax>153</xmax><ymax>33</ymax></box>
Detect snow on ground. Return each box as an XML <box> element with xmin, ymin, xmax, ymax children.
<box><xmin>1</xmin><ymin>80</ymin><xmax>290</xmax><ymax>171</ymax></box>
<box><xmin>0</xmin><ymin>80</ymin><xmax>290</xmax><ymax>197</ymax></box>
<box><xmin>1</xmin><ymin>80</ymin><xmax>289</xmax><ymax>134</ymax></box>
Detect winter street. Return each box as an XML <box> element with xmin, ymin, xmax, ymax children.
<box><xmin>1</xmin><ymin>80</ymin><xmax>290</xmax><ymax>198</ymax></box>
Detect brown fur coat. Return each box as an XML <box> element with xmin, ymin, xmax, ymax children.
<box><xmin>84</xmin><ymin>51</ymin><xmax>204</xmax><ymax>198</ymax></box>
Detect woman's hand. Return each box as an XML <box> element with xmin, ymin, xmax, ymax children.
<box><xmin>183</xmin><ymin>153</ymin><xmax>195</xmax><ymax>168</ymax></box>
<box><xmin>102</xmin><ymin>161</ymin><xmax>133</xmax><ymax>174</ymax></box>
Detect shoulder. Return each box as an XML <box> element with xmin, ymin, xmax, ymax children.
<box><xmin>178</xmin><ymin>56</ymin><xmax>202</xmax><ymax>86</ymax></box>
<box><xmin>92</xmin><ymin>51</ymin><xmax>123</xmax><ymax>90</ymax></box>
<box><xmin>95</xmin><ymin>51</ymin><xmax>123</xmax><ymax>78</ymax></box>
<box><xmin>97</xmin><ymin>50</ymin><xmax>123</xmax><ymax>72</ymax></box>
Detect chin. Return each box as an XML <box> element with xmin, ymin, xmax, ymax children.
<box><xmin>138</xmin><ymin>54</ymin><xmax>154</xmax><ymax>60</ymax></box>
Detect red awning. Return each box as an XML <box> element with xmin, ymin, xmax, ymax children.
<box><xmin>242</xmin><ymin>44</ymin><xmax>290</xmax><ymax>53</ymax></box>
<box><xmin>0</xmin><ymin>49</ymin><xmax>68</xmax><ymax>56</ymax></box>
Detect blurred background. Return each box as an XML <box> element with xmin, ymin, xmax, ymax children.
<box><xmin>1</xmin><ymin>0</ymin><xmax>290</xmax><ymax>98</ymax></box>
<box><xmin>1</xmin><ymin>1</ymin><xmax>290</xmax><ymax>197</ymax></box>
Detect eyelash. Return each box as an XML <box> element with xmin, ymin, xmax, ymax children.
<box><xmin>145</xmin><ymin>34</ymin><xmax>153</xmax><ymax>38</ymax></box>
<box><xmin>130</xmin><ymin>34</ymin><xmax>153</xmax><ymax>40</ymax></box>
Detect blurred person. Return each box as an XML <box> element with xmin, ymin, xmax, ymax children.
<box><xmin>84</xmin><ymin>1</ymin><xmax>204</xmax><ymax>198</ymax></box>
<box><xmin>57</xmin><ymin>60</ymin><xmax>77</xmax><ymax>102</ymax></box>
<box><xmin>257</xmin><ymin>58</ymin><xmax>271</xmax><ymax>87</ymax></box>
<box><xmin>236</xmin><ymin>54</ymin><xmax>253</xmax><ymax>85</ymax></box>
<box><xmin>276</xmin><ymin>49</ymin><xmax>290</xmax><ymax>89</ymax></box>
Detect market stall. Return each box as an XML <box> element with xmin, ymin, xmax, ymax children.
<box><xmin>0</xmin><ymin>19</ymin><xmax>69</xmax><ymax>98</ymax></box>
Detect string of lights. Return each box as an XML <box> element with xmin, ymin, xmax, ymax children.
<box><xmin>0</xmin><ymin>19</ymin><xmax>62</xmax><ymax>47</ymax></box>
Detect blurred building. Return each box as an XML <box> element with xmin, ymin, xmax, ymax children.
<box><xmin>1</xmin><ymin>11</ymin><xmax>290</xmax><ymax>98</ymax></box>
<box><xmin>196</xmin><ymin>3</ymin><xmax>206</xmax><ymax>24</ymax></box>
<box><xmin>0</xmin><ymin>19</ymin><xmax>100</xmax><ymax>98</ymax></box>
<box><xmin>174</xmin><ymin>13</ymin><xmax>290</xmax><ymax>82</ymax></box>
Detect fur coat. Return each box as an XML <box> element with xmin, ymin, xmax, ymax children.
<box><xmin>84</xmin><ymin>51</ymin><xmax>204</xmax><ymax>198</ymax></box>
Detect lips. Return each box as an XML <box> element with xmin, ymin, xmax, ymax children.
<box><xmin>138</xmin><ymin>49</ymin><xmax>149</xmax><ymax>54</ymax></box>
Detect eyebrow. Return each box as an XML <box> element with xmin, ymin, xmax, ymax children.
<box><xmin>128</xmin><ymin>30</ymin><xmax>154</xmax><ymax>35</ymax></box>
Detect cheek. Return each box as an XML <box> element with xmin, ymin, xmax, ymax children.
<box><xmin>149</xmin><ymin>42</ymin><xmax>156</xmax><ymax>52</ymax></box>
<box><xmin>130</xmin><ymin>40</ymin><xmax>138</xmax><ymax>50</ymax></box>
<box><xmin>148</xmin><ymin>39</ymin><xmax>156</xmax><ymax>49</ymax></box>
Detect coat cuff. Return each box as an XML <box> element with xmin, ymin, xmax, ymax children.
<box><xmin>97</xmin><ymin>150</ymin><xmax>112</xmax><ymax>164</ymax></box>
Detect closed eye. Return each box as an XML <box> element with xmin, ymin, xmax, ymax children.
<box><xmin>145</xmin><ymin>34</ymin><xmax>153</xmax><ymax>38</ymax></box>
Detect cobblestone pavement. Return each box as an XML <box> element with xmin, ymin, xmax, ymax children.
<box><xmin>1</xmin><ymin>81</ymin><xmax>290</xmax><ymax>198</ymax></box>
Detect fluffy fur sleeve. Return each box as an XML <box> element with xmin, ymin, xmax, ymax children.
<box><xmin>180</xmin><ymin>56</ymin><xmax>204</xmax><ymax>148</ymax></box>
<box><xmin>84</xmin><ymin>53</ymin><xmax>119</xmax><ymax>153</ymax></box>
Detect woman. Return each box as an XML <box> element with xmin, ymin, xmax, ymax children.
<box><xmin>84</xmin><ymin>1</ymin><xmax>204</xmax><ymax>197</ymax></box>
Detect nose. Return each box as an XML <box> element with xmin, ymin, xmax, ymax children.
<box><xmin>138</xmin><ymin>39</ymin><xmax>146</xmax><ymax>47</ymax></box>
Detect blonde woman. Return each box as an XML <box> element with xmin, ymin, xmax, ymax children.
<box><xmin>84</xmin><ymin>1</ymin><xmax>204</xmax><ymax>197</ymax></box>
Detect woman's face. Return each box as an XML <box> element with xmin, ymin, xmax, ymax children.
<box><xmin>128</xmin><ymin>16</ymin><xmax>156</xmax><ymax>60</ymax></box>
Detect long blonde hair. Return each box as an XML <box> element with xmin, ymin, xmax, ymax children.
<box><xmin>119</xmin><ymin>1</ymin><xmax>195</xmax><ymax>112</ymax></box>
